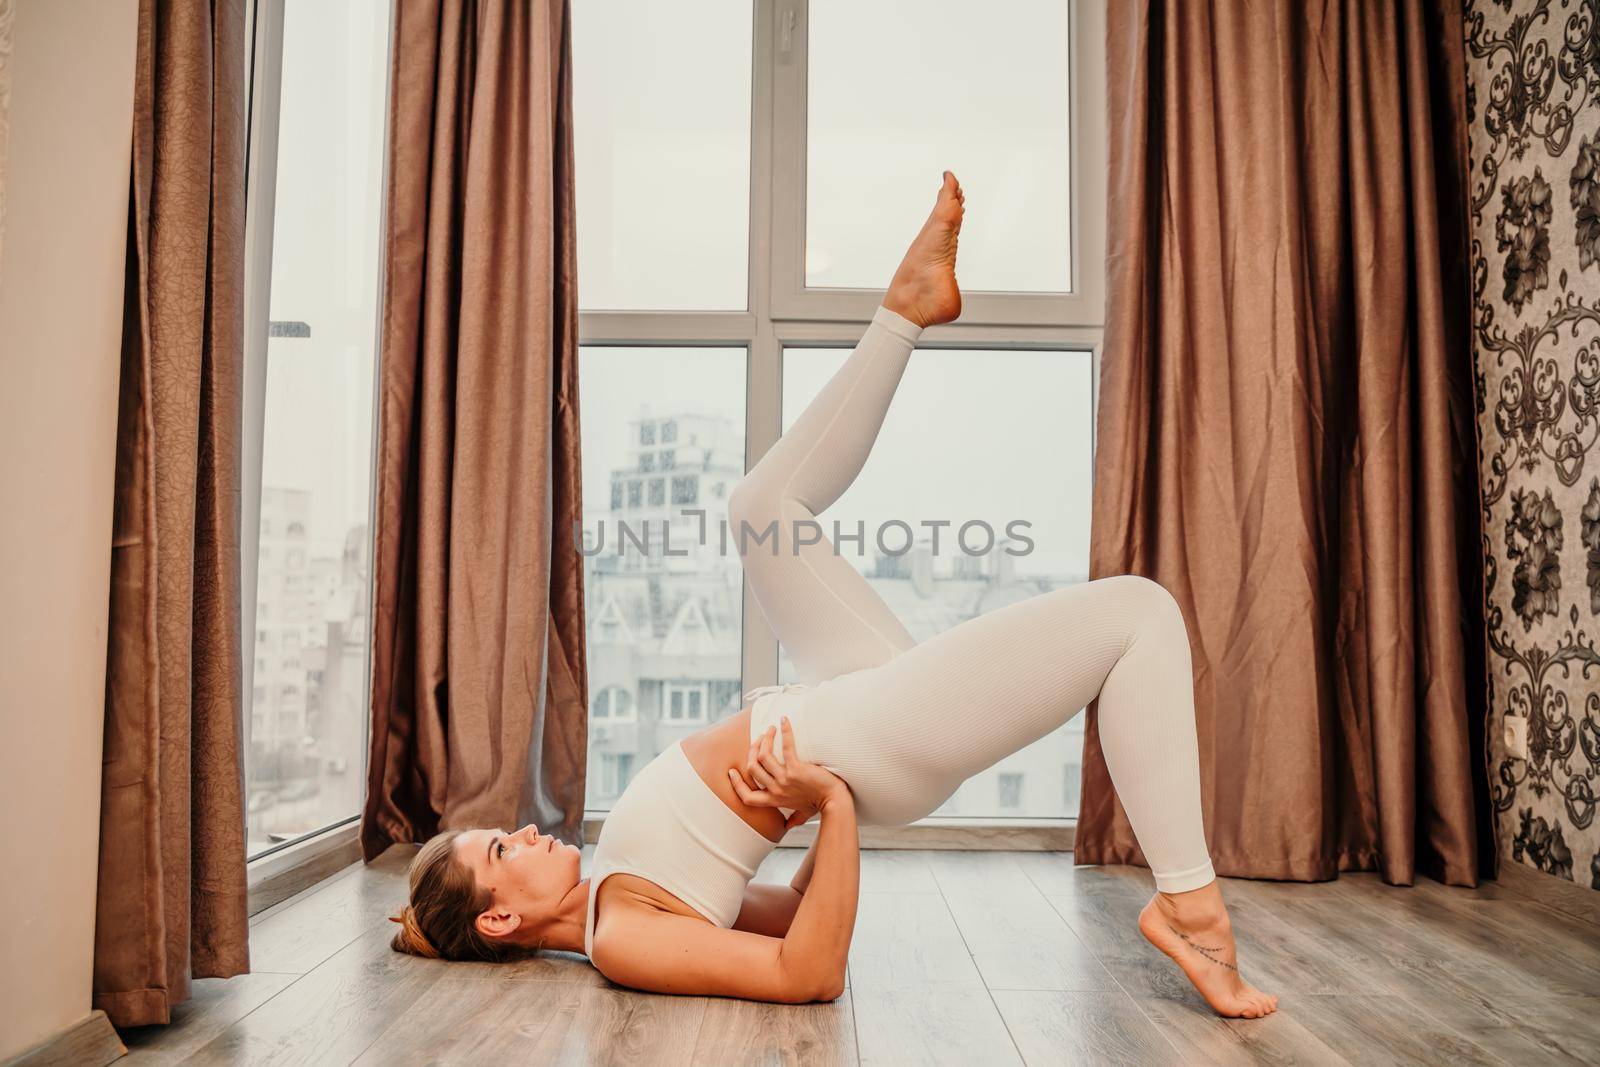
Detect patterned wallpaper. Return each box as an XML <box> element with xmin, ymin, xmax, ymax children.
<box><xmin>1465</xmin><ymin>0</ymin><xmax>1600</xmax><ymax>889</ymax></box>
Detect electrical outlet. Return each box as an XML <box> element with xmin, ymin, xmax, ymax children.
<box><xmin>1503</xmin><ymin>715</ymin><xmax>1528</xmax><ymax>760</ymax></box>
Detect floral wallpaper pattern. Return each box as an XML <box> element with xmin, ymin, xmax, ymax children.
<box><xmin>1466</xmin><ymin>0</ymin><xmax>1600</xmax><ymax>890</ymax></box>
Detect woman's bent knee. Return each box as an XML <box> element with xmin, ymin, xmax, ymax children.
<box><xmin>1090</xmin><ymin>574</ymin><xmax>1187</xmax><ymax>652</ymax></box>
<box><xmin>727</xmin><ymin>481</ymin><xmax>779</xmax><ymax>555</ymax></box>
<box><xmin>1132</xmin><ymin>573</ymin><xmax>1182</xmax><ymax>615</ymax></box>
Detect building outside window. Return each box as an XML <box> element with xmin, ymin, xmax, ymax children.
<box><xmin>998</xmin><ymin>772</ymin><xmax>1024</xmax><ymax>810</ymax></box>
<box><xmin>598</xmin><ymin>753</ymin><xmax>635</xmax><ymax>797</ymax></box>
<box><xmin>665</xmin><ymin>682</ymin><xmax>709</xmax><ymax>723</ymax></box>
<box><xmin>592</xmin><ymin>684</ymin><xmax>635</xmax><ymax>722</ymax></box>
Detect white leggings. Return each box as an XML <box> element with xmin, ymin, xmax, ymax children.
<box><xmin>729</xmin><ymin>305</ymin><xmax>1216</xmax><ymax>894</ymax></box>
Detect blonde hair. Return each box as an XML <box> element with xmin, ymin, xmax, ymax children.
<box><xmin>388</xmin><ymin>830</ymin><xmax>528</xmax><ymax>963</ymax></box>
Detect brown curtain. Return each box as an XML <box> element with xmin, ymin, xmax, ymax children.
<box><xmin>96</xmin><ymin>0</ymin><xmax>250</xmax><ymax>1029</ymax></box>
<box><xmin>1078</xmin><ymin>0</ymin><xmax>1491</xmax><ymax>887</ymax></box>
<box><xmin>360</xmin><ymin>0</ymin><xmax>588</xmax><ymax>862</ymax></box>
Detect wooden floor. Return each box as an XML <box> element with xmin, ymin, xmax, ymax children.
<box><xmin>118</xmin><ymin>846</ymin><xmax>1600</xmax><ymax>1065</ymax></box>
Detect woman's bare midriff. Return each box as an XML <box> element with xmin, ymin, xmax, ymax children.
<box><xmin>594</xmin><ymin>706</ymin><xmax>787</xmax><ymax>933</ymax></box>
<box><xmin>680</xmin><ymin>707</ymin><xmax>789</xmax><ymax>841</ymax></box>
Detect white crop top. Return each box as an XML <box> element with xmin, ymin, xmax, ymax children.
<box><xmin>584</xmin><ymin>739</ymin><xmax>776</xmax><ymax>956</ymax></box>
<box><xmin>583</xmin><ymin>685</ymin><xmax>814</xmax><ymax>957</ymax></box>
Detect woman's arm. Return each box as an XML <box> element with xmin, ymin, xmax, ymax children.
<box><xmin>790</xmin><ymin>839</ymin><xmax>820</xmax><ymax>894</ymax></box>
<box><xmin>732</xmin><ymin>883</ymin><xmax>801</xmax><ymax>937</ymax></box>
<box><xmin>768</xmin><ymin>784</ymin><xmax>857</xmax><ymax>994</ymax></box>
<box><xmin>731</xmin><ymin>838</ymin><xmax>821</xmax><ymax>937</ymax></box>
<box><xmin>591</xmin><ymin>786</ymin><xmax>858</xmax><ymax>1002</ymax></box>
<box><xmin>591</xmin><ymin>721</ymin><xmax>859</xmax><ymax>1002</ymax></box>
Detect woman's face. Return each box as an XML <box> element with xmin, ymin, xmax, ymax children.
<box><xmin>453</xmin><ymin>823</ymin><xmax>582</xmax><ymax>941</ymax></box>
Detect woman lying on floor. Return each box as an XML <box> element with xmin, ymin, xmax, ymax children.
<box><xmin>389</xmin><ymin>173</ymin><xmax>1278</xmax><ymax>1019</ymax></box>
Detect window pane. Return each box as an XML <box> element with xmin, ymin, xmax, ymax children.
<box><xmin>580</xmin><ymin>348</ymin><xmax>747</xmax><ymax>809</ymax></box>
<box><xmin>573</xmin><ymin>0</ymin><xmax>752</xmax><ymax>311</ymax></box>
<box><xmin>807</xmin><ymin>0</ymin><xmax>1071</xmax><ymax>293</ymax></box>
<box><xmin>780</xmin><ymin>345</ymin><xmax>1092</xmax><ymax>818</ymax></box>
<box><xmin>247</xmin><ymin>0</ymin><xmax>390</xmax><ymax>858</ymax></box>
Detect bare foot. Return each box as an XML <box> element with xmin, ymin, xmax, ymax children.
<box><xmin>883</xmin><ymin>170</ymin><xmax>964</xmax><ymax>328</ymax></box>
<box><xmin>1137</xmin><ymin>883</ymin><xmax>1279</xmax><ymax>1019</ymax></box>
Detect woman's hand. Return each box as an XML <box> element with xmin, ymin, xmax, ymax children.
<box><xmin>727</xmin><ymin>717</ymin><xmax>848</xmax><ymax>830</ymax></box>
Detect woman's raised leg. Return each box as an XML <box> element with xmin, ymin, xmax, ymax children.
<box><xmin>787</xmin><ymin>573</ymin><xmax>1277</xmax><ymax>1018</ymax></box>
<box><xmin>728</xmin><ymin>172</ymin><xmax>967</xmax><ymax>682</ymax></box>
<box><xmin>724</xmin><ymin>171</ymin><xmax>1274</xmax><ymax>1019</ymax></box>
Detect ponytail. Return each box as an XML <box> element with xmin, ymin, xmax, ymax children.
<box><xmin>388</xmin><ymin>904</ymin><xmax>440</xmax><ymax>958</ymax></box>
<box><xmin>392</xmin><ymin>830</ymin><xmax>529</xmax><ymax>963</ymax></box>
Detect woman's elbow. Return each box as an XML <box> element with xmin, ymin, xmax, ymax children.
<box><xmin>785</xmin><ymin>964</ymin><xmax>846</xmax><ymax>1004</ymax></box>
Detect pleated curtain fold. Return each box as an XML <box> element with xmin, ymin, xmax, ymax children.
<box><xmin>1078</xmin><ymin>0</ymin><xmax>1492</xmax><ymax>886</ymax></box>
<box><xmin>95</xmin><ymin>0</ymin><xmax>251</xmax><ymax>1029</ymax></box>
<box><xmin>359</xmin><ymin>0</ymin><xmax>589</xmax><ymax>861</ymax></box>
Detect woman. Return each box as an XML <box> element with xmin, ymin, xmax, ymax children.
<box><xmin>390</xmin><ymin>172</ymin><xmax>1278</xmax><ymax>1019</ymax></box>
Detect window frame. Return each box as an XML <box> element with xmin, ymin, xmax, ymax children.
<box><xmin>578</xmin><ymin>0</ymin><xmax>1107</xmax><ymax>724</ymax></box>
<box><xmin>240</xmin><ymin>0</ymin><xmax>394</xmax><ymax>865</ymax></box>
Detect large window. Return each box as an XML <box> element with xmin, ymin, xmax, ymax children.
<box><xmin>575</xmin><ymin>0</ymin><xmax>1105</xmax><ymax>816</ymax></box>
<box><xmin>241</xmin><ymin>0</ymin><xmax>391</xmax><ymax>858</ymax></box>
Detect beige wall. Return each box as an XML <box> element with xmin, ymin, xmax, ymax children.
<box><xmin>0</xmin><ymin>0</ymin><xmax>139</xmax><ymax>1058</ymax></box>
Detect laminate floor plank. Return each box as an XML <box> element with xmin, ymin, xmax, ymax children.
<box><xmin>179</xmin><ymin>960</ymin><xmax>443</xmax><ymax>1066</ymax></box>
<box><xmin>351</xmin><ymin>978</ymin><xmax>709</xmax><ymax>1067</ymax></box>
<box><xmin>1329</xmin><ymin>874</ymin><xmax>1600</xmax><ymax>991</ymax></box>
<box><xmin>1408</xmin><ymin>881</ymin><xmax>1600</xmax><ymax>990</ymax></box>
<box><xmin>1130</xmin><ymin>993</ymin><xmax>1348</xmax><ymax>1067</ymax></box>
<box><xmin>119</xmin><ymin>973</ymin><xmax>300</xmax><ymax>1065</ymax></box>
<box><xmin>924</xmin><ymin>850</ymin><xmax>1042</xmax><ymax>897</ymax></box>
<box><xmin>315</xmin><ymin>922</ymin><xmax>609</xmax><ymax>987</ymax></box>
<box><xmin>847</xmin><ymin>892</ymin><xmax>1021</xmax><ymax>1065</ymax></box>
<box><xmin>247</xmin><ymin>855</ymin><xmax>410</xmax><ymax>974</ymax></box>
<box><xmin>1384</xmin><ymin>987</ymin><xmax>1600</xmax><ymax>1067</ymax></box>
<box><xmin>116</xmin><ymin>854</ymin><xmax>1600</xmax><ymax>1067</ymax></box>
<box><xmin>848</xmin><ymin>892</ymin><xmax>988</xmax><ymax>993</ymax></box>
<box><xmin>991</xmin><ymin>989</ymin><xmax>1179</xmax><ymax>1066</ymax></box>
<box><xmin>850</xmin><ymin>988</ymin><xmax>1022</xmax><ymax>1067</ymax></box>
<box><xmin>942</xmin><ymin>887</ymin><xmax>1119</xmax><ymax>992</ymax></box>
<box><xmin>692</xmin><ymin>992</ymin><xmax>858</xmax><ymax>1066</ymax></box>
<box><xmin>857</xmin><ymin>849</ymin><xmax>941</xmax><ymax>893</ymax></box>
<box><xmin>1216</xmin><ymin>883</ymin><xmax>1405</xmax><ymax>996</ymax></box>
<box><xmin>1259</xmin><ymin>878</ymin><xmax>1584</xmax><ymax>1002</ymax></box>
<box><xmin>1285</xmin><ymin>994</ymin><xmax>1505</xmax><ymax>1066</ymax></box>
<box><xmin>1013</xmin><ymin>854</ymin><xmax>1148</xmax><ymax>897</ymax></box>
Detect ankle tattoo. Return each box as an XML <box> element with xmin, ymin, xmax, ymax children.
<box><xmin>1167</xmin><ymin>923</ymin><xmax>1238</xmax><ymax>972</ymax></box>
